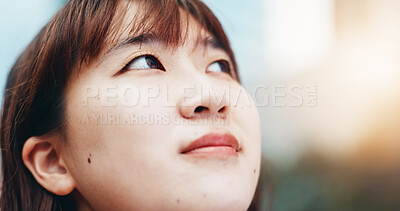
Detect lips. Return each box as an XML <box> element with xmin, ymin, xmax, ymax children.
<box><xmin>181</xmin><ymin>133</ymin><xmax>240</xmax><ymax>157</ymax></box>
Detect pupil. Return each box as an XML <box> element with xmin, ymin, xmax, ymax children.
<box><xmin>146</xmin><ymin>56</ymin><xmax>156</xmax><ymax>68</ymax></box>
<box><xmin>219</xmin><ymin>62</ymin><xmax>226</xmax><ymax>72</ymax></box>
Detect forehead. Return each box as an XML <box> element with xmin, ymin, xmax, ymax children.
<box><xmin>104</xmin><ymin>0</ymin><xmax>220</xmax><ymax>52</ymax></box>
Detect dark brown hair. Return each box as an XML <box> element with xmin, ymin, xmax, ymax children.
<box><xmin>0</xmin><ymin>0</ymin><xmax>242</xmax><ymax>210</ymax></box>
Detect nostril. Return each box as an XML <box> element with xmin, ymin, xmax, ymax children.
<box><xmin>218</xmin><ymin>106</ymin><xmax>227</xmax><ymax>113</ymax></box>
<box><xmin>194</xmin><ymin>106</ymin><xmax>209</xmax><ymax>113</ymax></box>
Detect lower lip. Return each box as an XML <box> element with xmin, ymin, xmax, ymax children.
<box><xmin>183</xmin><ymin>146</ymin><xmax>238</xmax><ymax>157</ymax></box>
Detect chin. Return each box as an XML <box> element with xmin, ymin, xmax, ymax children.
<box><xmin>179</xmin><ymin>178</ymin><xmax>254</xmax><ymax>211</ymax></box>
<box><xmin>180</xmin><ymin>192</ymin><xmax>252</xmax><ymax>211</ymax></box>
<box><xmin>203</xmin><ymin>192</ymin><xmax>252</xmax><ymax>211</ymax></box>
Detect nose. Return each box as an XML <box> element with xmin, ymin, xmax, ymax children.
<box><xmin>178</xmin><ymin>84</ymin><xmax>230</xmax><ymax>119</ymax></box>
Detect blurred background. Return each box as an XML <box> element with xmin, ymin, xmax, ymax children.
<box><xmin>1</xmin><ymin>0</ymin><xmax>399</xmax><ymax>210</ymax></box>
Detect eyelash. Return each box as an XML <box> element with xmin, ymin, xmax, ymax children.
<box><xmin>117</xmin><ymin>54</ymin><xmax>164</xmax><ymax>74</ymax></box>
<box><xmin>206</xmin><ymin>59</ymin><xmax>231</xmax><ymax>74</ymax></box>
<box><xmin>116</xmin><ymin>54</ymin><xmax>232</xmax><ymax>76</ymax></box>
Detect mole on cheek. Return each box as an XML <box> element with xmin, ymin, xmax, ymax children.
<box><xmin>176</xmin><ymin>199</ymin><xmax>180</xmax><ymax>203</ymax></box>
<box><xmin>254</xmin><ymin>169</ymin><xmax>256</xmax><ymax>173</ymax></box>
<box><xmin>88</xmin><ymin>153</ymin><xmax>92</xmax><ymax>164</ymax></box>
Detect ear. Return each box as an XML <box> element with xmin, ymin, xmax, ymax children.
<box><xmin>22</xmin><ymin>135</ymin><xmax>76</xmax><ymax>196</ymax></box>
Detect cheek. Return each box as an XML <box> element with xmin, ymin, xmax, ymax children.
<box><xmin>229</xmin><ymin>86</ymin><xmax>261</xmax><ymax>141</ymax></box>
<box><xmin>229</xmin><ymin>86</ymin><xmax>262</xmax><ymax>170</ymax></box>
<box><xmin>63</xmin><ymin>82</ymin><xmax>178</xmax><ymax>208</ymax></box>
<box><xmin>63</xmin><ymin>78</ymin><xmax>171</xmax><ymax>165</ymax></box>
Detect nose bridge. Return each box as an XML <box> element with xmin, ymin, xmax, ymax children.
<box><xmin>172</xmin><ymin>49</ymin><xmax>230</xmax><ymax>119</ymax></box>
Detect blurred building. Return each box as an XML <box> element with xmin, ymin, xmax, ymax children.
<box><xmin>260</xmin><ymin>0</ymin><xmax>400</xmax><ymax>161</ymax></box>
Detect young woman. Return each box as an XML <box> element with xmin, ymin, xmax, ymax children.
<box><xmin>0</xmin><ymin>0</ymin><xmax>261</xmax><ymax>210</ymax></box>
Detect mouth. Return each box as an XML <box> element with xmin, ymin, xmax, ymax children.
<box><xmin>180</xmin><ymin>133</ymin><xmax>240</xmax><ymax>157</ymax></box>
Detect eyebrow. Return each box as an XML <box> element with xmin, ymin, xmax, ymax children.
<box><xmin>102</xmin><ymin>33</ymin><xmax>226</xmax><ymax>61</ymax></box>
<box><xmin>202</xmin><ymin>36</ymin><xmax>225</xmax><ymax>50</ymax></box>
<box><xmin>105</xmin><ymin>33</ymin><xmax>157</xmax><ymax>57</ymax></box>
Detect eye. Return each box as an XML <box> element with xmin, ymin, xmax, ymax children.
<box><xmin>206</xmin><ymin>60</ymin><xmax>231</xmax><ymax>74</ymax></box>
<box><xmin>123</xmin><ymin>55</ymin><xmax>165</xmax><ymax>72</ymax></box>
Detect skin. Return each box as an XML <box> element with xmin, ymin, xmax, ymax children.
<box><xmin>56</xmin><ymin>5</ymin><xmax>261</xmax><ymax>211</ymax></box>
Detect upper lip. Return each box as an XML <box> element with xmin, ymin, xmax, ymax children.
<box><xmin>181</xmin><ymin>133</ymin><xmax>240</xmax><ymax>154</ymax></box>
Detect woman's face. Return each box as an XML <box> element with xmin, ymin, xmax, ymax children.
<box><xmin>62</xmin><ymin>5</ymin><xmax>261</xmax><ymax>211</ymax></box>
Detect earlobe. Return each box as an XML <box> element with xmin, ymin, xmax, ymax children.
<box><xmin>22</xmin><ymin>135</ymin><xmax>76</xmax><ymax>196</ymax></box>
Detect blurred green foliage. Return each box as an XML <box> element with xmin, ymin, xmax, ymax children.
<box><xmin>258</xmin><ymin>137</ymin><xmax>400</xmax><ymax>211</ymax></box>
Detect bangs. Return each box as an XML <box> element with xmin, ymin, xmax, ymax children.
<box><xmin>76</xmin><ymin>0</ymin><xmax>238</xmax><ymax>79</ymax></box>
<box><xmin>109</xmin><ymin>0</ymin><xmax>183</xmax><ymax>46</ymax></box>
